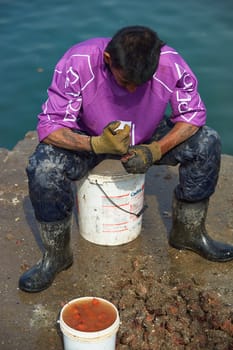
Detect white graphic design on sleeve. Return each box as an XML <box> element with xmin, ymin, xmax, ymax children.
<box><xmin>63</xmin><ymin>54</ymin><xmax>95</xmax><ymax>122</ymax></box>
<box><xmin>174</xmin><ymin>63</ymin><xmax>201</xmax><ymax>122</ymax></box>
<box><xmin>65</xmin><ymin>67</ymin><xmax>80</xmax><ymax>88</ymax></box>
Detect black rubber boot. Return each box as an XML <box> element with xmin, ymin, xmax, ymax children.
<box><xmin>19</xmin><ymin>217</ymin><xmax>73</xmax><ymax>292</ymax></box>
<box><xmin>169</xmin><ymin>195</ymin><xmax>233</xmax><ymax>262</ymax></box>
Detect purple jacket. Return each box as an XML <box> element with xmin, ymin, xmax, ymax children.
<box><xmin>37</xmin><ymin>38</ymin><xmax>206</xmax><ymax>144</ymax></box>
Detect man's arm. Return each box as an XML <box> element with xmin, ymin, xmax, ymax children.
<box><xmin>157</xmin><ymin>121</ymin><xmax>199</xmax><ymax>156</ymax></box>
<box><xmin>43</xmin><ymin>128</ymin><xmax>92</xmax><ymax>152</ymax></box>
<box><xmin>43</xmin><ymin>122</ymin><xmax>131</xmax><ymax>156</ymax></box>
<box><xmin>121</xmin><ymin>121</ymin><xmax>199</xmax><ymax>174</ymax></box>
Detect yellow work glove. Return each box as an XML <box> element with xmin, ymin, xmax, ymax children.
<box><xmin>90</xmin><ymin>121</ymin><xmax>131</xmax><ymax>155</ymax></box>
<box><xmin>121</xmin><ymin>142</ymin><xmax>162</xmax><ymax>173</ymax></box>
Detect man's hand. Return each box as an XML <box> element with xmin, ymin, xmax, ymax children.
<box><xmin>90</xmin><ymin>121</ymin><xmax>130</xmax><ymax>155</ymax></box>
<box><xmin>121</xmin><ymin>142</ymin><xmax>162</xmax><ymax>173</ymax></box>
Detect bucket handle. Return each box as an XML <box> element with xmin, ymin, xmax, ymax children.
<box><xmin>95</xmin><ymin>180</ymin><xmax>148</xmax><ymax>217</ymax></box>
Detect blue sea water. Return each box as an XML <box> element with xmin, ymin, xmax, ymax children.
<box><xmin>1</xmin><ymin>0</ymin><xmax>233</xmax><ymax>154</ymax></box>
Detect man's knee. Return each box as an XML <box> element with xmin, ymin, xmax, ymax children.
<box><xmin>175</xmin><ymin>126</ymin><xmax>221</xmax><ymax>202</ymax></box>
<box><xmin>26</xmin><ymin>143</ymin><xmax>65</xmax><ymax>188</ymax></box>
<box><xmin>197</xmin><ymin>126</ymin><xmax>221</xmax><ymax>156</ymax></box>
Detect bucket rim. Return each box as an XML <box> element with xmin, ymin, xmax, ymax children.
<box><xmin>59</xmin><ymin>297</ymin><xmax>120</xmax><ymax>341</ymax></box>
<box><xmin>87</xmin><ymin>172</ymin><xmax>144</xmax><ymax>184</ymax></box>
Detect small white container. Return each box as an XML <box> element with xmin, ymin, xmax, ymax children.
<box><xmin>77</xmin><ymin>159</ymin><xmax>146</xmax><ymax>246</ymax></box>
<box><xmin>59</xmin><ymin>297</ymin><xmax>120</xmax><ymax>350</ymax></box>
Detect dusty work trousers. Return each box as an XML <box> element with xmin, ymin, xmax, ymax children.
<box><xmin>26</xmin><ymin>120</ymin><xmax>221</xmax><ymax>222</ymax></box>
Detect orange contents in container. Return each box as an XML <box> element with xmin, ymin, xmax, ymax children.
<box><xmin>62</xmin><ymin>298</ymin><xmax>117</xmax><ymax>332</ymax></box>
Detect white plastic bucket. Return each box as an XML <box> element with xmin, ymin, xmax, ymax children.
<box><xmin>77</xmin><ymin>159</ymin><xmax>146</xmax><ymax>246</ymax></box>
<box><xmin>59</xmin><ymin>297</ymin><xmax>120</xmax><ymax>350</ymax></box>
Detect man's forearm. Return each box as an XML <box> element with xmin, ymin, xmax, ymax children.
<box><xmin>43</xmin><ymin>128</ymin><xmax>92</xmax><ymax>152</ymax></box>
<box><xmin>157</xmin><ymin>122</ymin><xmax>199</xmax><ymax>156</ymax></box>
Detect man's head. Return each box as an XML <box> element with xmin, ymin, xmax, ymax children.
<box><xmin>104</xmin><ymin>25</ymin><xmax>165</xmax><ymax>91</ymax></box>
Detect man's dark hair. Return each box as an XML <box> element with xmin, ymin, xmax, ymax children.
<box><xmin>105</xmin><ymin>25</ymin><xmax>165</xmax><ymax>85</ymax></box>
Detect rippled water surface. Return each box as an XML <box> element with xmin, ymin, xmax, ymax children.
<box><xmin>1</xmin><ymin>0</ymin><xmax>233</xmax><ymax>153</ymax></box>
